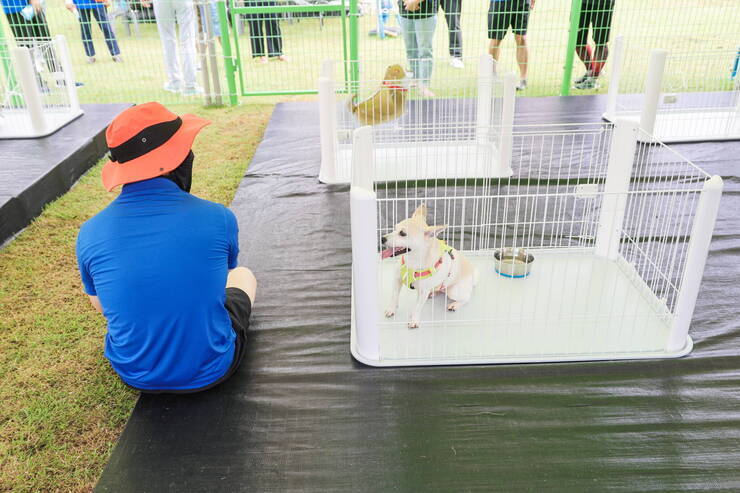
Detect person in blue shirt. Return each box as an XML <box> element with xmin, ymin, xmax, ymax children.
<box><xmin>76</xmin><ymin>102</ymin><xmax>257</xmax><ymax>393</ymax></box>
<box><xmin>64</xmin><ymin>0</ymin><xmax>122</xmax><ymax>63</ymax></box>
<box><xmin>1</xmin><ymin>0</ymin><xmax>59</xmax><ymax>71</ymax></box>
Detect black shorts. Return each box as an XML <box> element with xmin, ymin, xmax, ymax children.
<box><xmin>488</xmin><ymin>0</ymin><xmax>530</xmax><ymax>40</ymax></box>
<box><xmin>576</xmin><ymin>0</ymin><xmax>615</xmax><ymax>46</ymax></box>
<box><xmin>134</xmin><ymin>287</ymin><xmax>252</xmax><ymax>394</ymax></box>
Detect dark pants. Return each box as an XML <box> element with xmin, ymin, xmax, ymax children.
<box><xmin>4</xmin><ymin>10</ymin><xmax>58</xmax><ymax>71</ymax></box>
<box><xmin>440</xmin><ymin>0</ymin><xmax>462</xmax><ymax>58</ymax></box>
<box><xmin>245</xmin><ymin>0</ymin><xmax>283</xmax><ymax>57</ymax></box>
<box><xmin>78</xmin><ymin>6</ymin><xmax>120</xmax><ymax>57</ymax></box>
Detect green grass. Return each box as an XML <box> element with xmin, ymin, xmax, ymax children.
<box><xmin>3</xmin><ymin>1</ymin><xmax>737</xmax><ymax>103</ymax></box>
<box><xmin>0</xmin><ymin>103</ymin><xmax>273</xmax><ymax>492</ymax></box>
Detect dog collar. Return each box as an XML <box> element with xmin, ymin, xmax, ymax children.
<box><xmin>382</xmin><ymin>81</ymin><xmax>408</xmax><ymax>92</ymax></box>
<box><xmin>400</xmin><ymin>240</ymin><xmax>454</xmax><ymax>289</ymax></box>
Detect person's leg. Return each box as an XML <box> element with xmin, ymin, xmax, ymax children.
<box><xmin>78</xmin><ymin>8</ymin><xmax>96</xmax><ymax>58</ymax></box>
<box><xmin>92</xmin><ymin>5</ymin><xmax>121</xmax><ymax>57</ymax></box>
<box><xmin>245</xmin><ymin>13</ymin><xmax>266</xmax><ymax>57</ymax></box>
<box><xmin>514</xmin><ymin>34</ymin><xmax>528</xmax><ymax>80</ymax></box>
<box><xmin>175</xmin><ymin>0</ymin><xmax>198</xmax><ymax>89</ymax></box>
<box><xmin>153</xmin><ymin>0</ymin><xmax>182</xmax><ymax>88</ymax></box>
<box><xmin>590</xmin><ymin>0</ymin><xmax>614</xmax><ymax>77</ymax></box>
<box><xmin>441</xmin><ymin>0</ymin><xmax>462</xmax><ymax>59</ymax></box>
<box><xmin>264</xmin><ymin>11</ymin><xmax>283</xmax><ymax>57</ymax></box>
<box><xmin>398</xmin><ymin>15</ymin><xmax>420</xmax><ymax>81</ymax></box>
<box><xmin>487</xmin><ymin>0</ymin><xmax>508</xmax><ymax>71</ymax></box>
<box><xmin>575</xmin><ymin>1</ymin><xmax>593</xmax><ymax>74</ymax></box>
<box><xmin>512</xmin><ymin>0</ymin><xmax>530</xmax><ymax>86</ymax></box>
<box><xmin>227</xmin><ymin>267</ymin><xmax>257</xmax><ymax>305</ymax></box>
<box><xmin>415</xmin><ymin>15</ymin><xmax>437</xmax><ymax>88</ymax></box>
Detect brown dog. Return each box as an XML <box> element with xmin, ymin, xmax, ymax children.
<box><xmin>349</xmin><ymin>64</ymin><xmax>407</xmax><ymax>126</ymax></box>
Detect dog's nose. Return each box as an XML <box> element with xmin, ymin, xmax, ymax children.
<box><xmin>381</xmin><ymin>236</ymin><xmax>387</xmax><ymax>245</ymax></box>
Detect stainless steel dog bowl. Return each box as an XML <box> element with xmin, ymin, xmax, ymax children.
<box><xmin>494</xmin><ymin>248</ymin><xmax>534</xmax><ymax>278</ymax></box>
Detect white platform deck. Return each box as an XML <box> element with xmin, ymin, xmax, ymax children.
<box><xmin>604</xmin><ymin>109</ymin><xmax>740</xmax><ymax>143</ymax></box>
<box><xmin>351</xmin><ymin>249</ymin><xmax>692</xmax><ymax>366</ymax></box>
<box><xmin>0</xmin><ymin>108</ymin><xmax>83</xmax><ymax>139</ymax></box>
<box><xmin>324</xmin><ymin>140</ymin><xmax>511</xmax><ymax>184</ymax></box>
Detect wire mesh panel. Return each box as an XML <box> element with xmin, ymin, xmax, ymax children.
<box><xmin>349</xmin><ymin>121</ymin><xmax>722</xmax><ymax>366</ymax></box>
<box><xmin>0</xmin><ymin>0</ymin><xmax>230</xmax><ymax>105</ymax></box>
<box><xmin>320</xmin><ymin>55</ymin><xmax>516</xmax><ymax>183</ymax></box>
<box><xmin>0</xmin><ymin>35</ymin><xmax>82</xmax><ymax>138</ymax></box>
<box><xmin>605</xmin><ymin>46</ymin><xmax>740</xmax><ymax>142</ymax></box>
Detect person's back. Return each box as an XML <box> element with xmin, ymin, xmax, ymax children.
<box><xmin>77</xmin><ymin>178</ymin><xmax>238</xmax><ymax>391</ymax></box>
<box><xmin>76</xmin><ymin>102</ymin><xmax>255</xmax><ymax>393</ymax></box>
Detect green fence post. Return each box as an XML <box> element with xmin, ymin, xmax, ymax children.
<box><xmin>348</xmin><ymin>0</ymin><xmax>360</xmax><ymax>94</ymax></box>
<box><xmin>561</xmin><ymin>0</ymin><xmax>583</xmax><ymax>96</ymax></box>
<box><xmin>0</xmin><ymin>22</ymin><xmax>23</xmax><ymax>107</ymax></box>
<box><xmin>217</xmin><ymin>0</ymin><xmax>239</xmax><ymax>106</ymax></box>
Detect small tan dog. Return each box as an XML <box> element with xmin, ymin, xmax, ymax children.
<box><xmin>381</xmin><ymin>204</ymin><xmax>479</xmax><ymax>329</ymax></box>
<box><xmin>349</xmin><ymin>64</ymin><xmax>408</xmax><ymax>126</ymax></box>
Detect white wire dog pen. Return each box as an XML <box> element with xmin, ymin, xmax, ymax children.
<box><xmin>604</xmin><ymin>38</ymin><xmax>740</xmax><ymax>143</ymax></box>
<box><xmin>319</xmin><ymin>55</ymin><xmax>516</xmax><ymax>184</ymax></box>
<box><xmin>0</xmin><ymin>35</ymin><xmax>82</xmax><ymax>139</ymax></box>
<box><xmin>350</xmin><ymin>121</ymin><xmax>722</xmax><ymax>367</ymax></box>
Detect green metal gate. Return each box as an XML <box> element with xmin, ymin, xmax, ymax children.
<box><xmin>219</xmin><ymin>0</ymin><xmax>357</xmax><ymax>102</ymax></box>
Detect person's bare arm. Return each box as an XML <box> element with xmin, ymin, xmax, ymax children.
<box><xmin>403</xmin><ymin>0</ymin><xmax>422</xmax><ymax>12</ymax></box>
<box><xmin>530</xmin><ymin>0</ymin><xmax>536</xmax><ymax>10</ymax></box>
<box><xmin>88</xmin><ymin>295</ymin><xmax>103</xmax><ymax>314</ymax></box>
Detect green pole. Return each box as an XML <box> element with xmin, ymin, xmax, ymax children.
<box><xmin>217</xmin><ymin>0</ymin><xmax>239</xmax><ymax>106</ymax></box>
<box><xmin>560</xmin><ymin>0</ymin><xmax>583</xmax><ymax>96</ymax></box>
<box><xmin>0</xmin><ymin>21</ymin><xmax>22</xmax><ymax>107</ymax></box>
<box><xmin>348</xmin><ymin>0</ymin><xmax>360</xmax><ymax>95</ymax></box>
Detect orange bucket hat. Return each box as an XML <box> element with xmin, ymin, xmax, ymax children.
<box><xmin>101</xmin><ymin>102</ymin><xmax>211</xmax><ymax>191</ymax></box>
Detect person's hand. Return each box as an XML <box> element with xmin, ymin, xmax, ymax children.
<box><xmin>29</xmin><ymin>0</ymin><xmax>42</xmax><ymax>13</ymax></box>
<box><xmin>65</xmin><ymin>3</ymin><xmax>77</xmax><ymax>12</ymax></box>
<box><xmin>530</xmin><ymin>0</ymin><xmax>535</xmax><ymax>10</ymax></box>
<box><xmin>141</xmin><ymin>0</ymin><xmax>152</xmax><ymax>8</ymax></box>
<box><xmin>403</xmin><ymin>0</ymin><xmax>422</xmax><ymax>12</ymax></box>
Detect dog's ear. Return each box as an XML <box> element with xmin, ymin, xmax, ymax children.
<box><xmin>425</xmin><ymin>225</ymin><xmax>447</xmax><ymax>238</ymax></box>
<box><xmin>412</xmin><ymin>204</ymin><xmax>427</xmax><ymax>220</ymax></box>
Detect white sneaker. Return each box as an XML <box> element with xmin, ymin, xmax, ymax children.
<box><xmin>450</xmin><ymin>58</ymin><xmax>464</xmax><ymax>69</ymax></box>
<box><xmin>163</xmin><ymin>81</ymin><xmax>181</xmax><ymax>93</ymax></box>
<box><xmin>181</xmin><ymin>84</ymin><xmax>204</xmax><ymax>96</ymax></box>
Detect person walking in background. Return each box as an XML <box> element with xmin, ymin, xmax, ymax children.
<box><xmin>439</xmin><ymin>0</ymin><xmax>463</xmax><ymax>69</ymax></box>
<box><xmin>142</xmin><ymin>0</ymin><xmax>202</xmax><ymax>95</ymax></box>
<box><xmin>1</xmin><ymin>0</ymin><xmax>59</xmax><ymax>72</ymax></box>
<box><xmin>573</xmin><ymin>0</ymin><xmax>615</xmax><ymax>89</ymax></box>
<box><xmin>245</xmin><ymin>0</ymin><xmax>287</xmax><ymax>63</ymax></box>
<box><xmin>398</xmin><ymin>0</ymin><xmax>439</xmax><ymax>97</ymax></box>
<box><xmin>65</xmin><ymin>0</ymin><xmax>122</xmax><ymax>64</ymax></box>
<box><xmin>488</xmin><ymin>0</ymin><xmax>533</xmax><ymax>91</ymax></box>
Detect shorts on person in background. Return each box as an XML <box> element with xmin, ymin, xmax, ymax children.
<box><xmin>487</xmin><ymin>0</ymin><xmax>530</xmax><ymax>40</ymax></box>
<box><xmin>576</xmin><ymin>0</ymin><xmax>615</xmax><ymax>46</ymax></box>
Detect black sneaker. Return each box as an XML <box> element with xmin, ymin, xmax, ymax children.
<box><xmin>574</xmin><ymin>72</ymin><xmax>591</xmax><ymax>86</ymax></box>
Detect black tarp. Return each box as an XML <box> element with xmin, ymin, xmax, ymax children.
<box><xmin>96</xmin><ymin>96</ymin><xmax>740</xmax><ymax>492</ymax></box>
<box><xmin>0</xmin><ymin>104</ymin><xmax>131</xmax><ymax>247</ymax></box>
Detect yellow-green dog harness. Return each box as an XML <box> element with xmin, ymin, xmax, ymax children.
<box><xmin>400</xmin><ymin>239</ymin><xmax>455</xmax><ymax>289</ymax></box>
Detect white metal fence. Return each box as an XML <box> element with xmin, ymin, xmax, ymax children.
<box><xmin>349</xmin><ymin>120</ymin><xmax>722</xmax><ymax>366</ymax></box>
<box><xmin>0</xmin><ymin>35</ymin><xmax>82</xmax><ymax>138</ymax></box>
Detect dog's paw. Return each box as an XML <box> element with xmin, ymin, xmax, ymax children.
<box><xmin>447</xmin><ymin>302</ymin><xmax>461</xmax><ymax>312</ymax></box>
<box><xmin>408</xmin><ymin>319</ymin><xmax>419</xmax><ymax>329</ymax></box>
<box><xmin>384</xmin><ymin>309</ymin><xmax>395</xmax><ymax>318</ymax></box>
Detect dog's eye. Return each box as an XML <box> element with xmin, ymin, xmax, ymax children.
<box><xmin>399</xmin><ymin>230</ymin><xmax>407</xmax><ymax>237</ymax></box>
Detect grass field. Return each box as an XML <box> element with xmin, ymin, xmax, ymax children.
<box><xmin>0</xmin><ymin>103</ymin><xmax>273</xmax><ymax>492</ymax></box>
<box><xmin>2</xmin><ymin>1</ymin><xmax>737</xmax><ymax>104</ymax></box>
